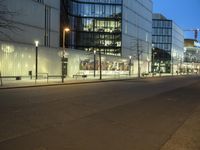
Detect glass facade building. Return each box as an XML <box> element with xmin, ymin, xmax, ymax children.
<box><xmin>61</xmin><ymin>0</ymin><xmax>153</xmax><ymax>76</ymax></box>
<box><xmin>152</xmin><ymin>14</ymin><xmax>184</xmax><ymax>73</ymax></box>
<box><xmin>121</xmin><ymin>0</ymin><xmax>152</xmax><ymax>74</ymax></box>
<box><xmin>61</xmin><ymin>0</ymin><xmax>122</xmax><ymax>56</ymax></box>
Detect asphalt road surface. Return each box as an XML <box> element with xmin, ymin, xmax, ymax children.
<box><xmin>0</xmin><ymin>76</ymin><xmax>200</xmax><ymax>150</ymax></box>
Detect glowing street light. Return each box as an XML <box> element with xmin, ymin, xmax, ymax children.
<box><xmin>35</xmin><ymin>41</ymin><xmax>39</xmax><ymax>47</ymax></box>
<box><xmin>94</xmin><ymin>50</ymin><xmax>96</xmax><ymax>77</ymax></box>
<box><xmin>64</xmin><ymin>28</ymin><xmax>70</xmax><ymax>32</ymax></box>
<box><xmin>147</xmin><ymin>57</ymin><xmax>150</xmax><ymax>73</ymax></box>
<box><xmin>171</xmin><ymin>52</ymin><xmax>176</xmax><ymax>76</ymax></box>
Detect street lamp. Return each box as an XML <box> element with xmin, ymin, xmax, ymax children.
<box><xmin>147</xmin><ymin>57</ymin><xmax>150</xmax><ymax>73</ymax></box>
<box><xmin>192</xmin><ymin>62</ymin><xmax>194</xmax><ymax>74</ymax></box>
<box><xmin>99</xmin><ymin>50</ymin><xmax>102</xmax><ymax>80</ymax></box>
<box><xmin>152</xmin><ymin>44</ymin><xmax>156</xmax><ymax>75</ymax></box>
<box><xmin>171</xmin><ymin>52</ymin><xmax>176</xmax><ymax>76</ymax></box>
<box><xmin>159</xmin><ymin>60</ymin><xmax>163</xmax><ymax>77</ymax></box>
<box><xmin>197</xmin><ymin>66</ymin><xmax>200</xmax><ymax>74</ymax></box>
<box><xmin>0</xmin><ymin>71</ymin><xmax>2</xmax><ymax>86</ymax></box>
<box><xmin>62</xmin><ymin>27</ymin><xmax>70</xmax><ymax>83</ymax></box>
<box><xmin>129</xmin><ymin>55</ymin><xmax>132</xmax><ymax>76</ymax></box>
<box><xmin>180</xmin><ymin>56</ymin><xmax>184</xmax><ymax>75</ymax></box>
<box><xmin>35</xmin><ymin>40</ymin><xmax>39</xmax><ymax>80</ymax></box>
<box><xmin>94</xmin><ymin>50</ymin><xmax>96</xmax><ymax>77</ymax></box>
<box><xmin>187</xmin><ymin>62</ymin><xmax>189</xmax><ymax>75</ymax></box>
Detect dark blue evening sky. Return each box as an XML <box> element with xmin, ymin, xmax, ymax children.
<box><xmin>153</xmin><ymin>0</ymin><xmax>200</xmax><ymax>39</ymax></box>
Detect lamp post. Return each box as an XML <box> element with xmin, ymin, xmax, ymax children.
<box><xmin>147</xmin><ymin>57</ymin><xmax>150</xmax><ymax>73</ymax></box>
<box><xmin>137</xmin><ymin>41</ymin><xmax>141</xmax><ymax>79</ymax></box>
<box><xmin>0</xmin><ymin>71</ymin><xmax>2</xmax><ymax>86</ymax></box>
<box><xmin>171</xmin><ymin>52</ymin><xmax>176</xmax><ymax>76</ymax></box>
<box><xmin>180</xmin><ymin>56</ymin><xmax>183</xmax><ymax>75</ymax></box>
<box><xmin>62</xmin><ymin>27</ymin><xmax>70</xmax><ymax>83</ymax></box>
<box><xmin>129</xmin><ymin>55</ymin><xmax>132</xmax><ymax>76</ymax></box>
<box><xmin>187</xmin><ymin>53</ymin><xmax>192</xmax><ymax>75</ymax></box>
<box><xmin>172</xmin><ymin>56</ymin><xmax>174</xmax><ymax>76</ymax></box>
<box><xmin>152</xmin><ymin>44</ymin><xmax>156</xmax><ymax>76</ymax></box>
<box><xmin>197</xmin><ymin>66</ymin><xmax>200</xmax><ymax>74</ymax></box>
<box><xmin>99</xmin><ymin>50</ymin><xmax>102</xmax><ymax>80</ymax></box>
<box><xmin>159</xmin><ymin>60</ymin><xmax>163</xmax><ymax>77</ymax></box>
<box><xmin>192</xmin><ymin>62</ymin><xmax>194</xmax><ymax>74</ymax></box>
<box><xmin>94</xmin><ymin>50</ymin><xmax>96</xmax><ymax>77</ymax></box>
<box><xmin>35</xmin><ymin>41</ymin><xmax>39</xmax><ymax>80</ymax></box>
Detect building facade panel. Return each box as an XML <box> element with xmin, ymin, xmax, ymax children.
<box><xmin>122</xmin><ymin>0</ymin><xmax>152</xmax><ymax>74</ymax></box>
<box><xmin>152</xmin><ymin>13</ymin><xmax>184</xmax><ymax>74</ymax></box>
<box><xmin>60</xmin><ymin>0</ymin><xmax>153</xmax><ymax>75</ymax></box>
<box><xmin>61</xmin><ymin>0</ymin><xmax>122</xmax><ymax>56</ymax></box>
<box><xmin>0</xmin><ymin>41</ymin><xmax>61</xmax><ymax>76</ymax></box>
<box><xmin>0</xmin><ymin>0</ymin><xmax>61</xmax><ymax>77</ymax></box>
<box><xmin>0</xmin><ymin>0</ymin><xmax>153</xmax><ymax>78</ymax></box>
<box><xmin>0</xmin><ymin>0</ymin><xmax>60</xmax><ymax>48</ymax></box>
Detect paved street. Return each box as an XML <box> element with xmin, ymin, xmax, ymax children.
<box><xmin>0</xmin><ymin>76</ymin><xmax>200</xmax><ymax>150</ymax></box>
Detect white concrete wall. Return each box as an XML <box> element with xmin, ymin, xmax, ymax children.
<box><xmin>0</xmin><ymin>0</ymin><xmax>60</xmax><ymax>48</ymax></box>
<box><xmin>0</xmin><ymin>0</ymin><xmax>61</xmax><ymax>77</ymax></box>
<box><xmin>0</xmin><ymin>41</ymin><xmax>61</xmax><ymax>76</ymax></box>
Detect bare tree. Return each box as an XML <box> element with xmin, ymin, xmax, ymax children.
<box><xmin>0</xmin><ymin>0</ymin><xmax>20</xmax><ymax>39</ymax></box>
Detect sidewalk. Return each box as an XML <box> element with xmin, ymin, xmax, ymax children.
<box><xmin>160</xmin><ymin>105</ymin><xmax>200</xmax><ymax>150</ymax></box>
<box><xmin>0</xmin><ymin>75</ymin><xmax>137</xmax><ymax>89</ymax></box>
<box><xmin>0</xmin><ymin>73</ymin><xmax>194</xmax><ymax>89</ymax></box>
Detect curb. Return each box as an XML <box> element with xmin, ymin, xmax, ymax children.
<box><xmin>0</xmin><ymin>75</ymin><xmax>198</xmax><ymax>90</ymax></box>
<box><xmin>0</xmin><ymin>78</ymin><xmax>139</xmax><ymax>90</ymax></box>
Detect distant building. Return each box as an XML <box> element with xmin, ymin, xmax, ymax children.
<box><xmin>183</xmin><ymin>39</ymin><xmax>200</xmax><ymax>74</ymax></box>
<box><xmin>152</xmin><ymin>13</ymin><xmax>184</xmax><ymax>74</ymax></box>
<box><xmin>184</xmin><ymin>39</ymin><xmax>200</xmax><ymax>63</ymax></box>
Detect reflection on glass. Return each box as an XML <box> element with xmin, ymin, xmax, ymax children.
<box><xmin>63</xmin><ymin>0</ymin><xmax>122</xmax><ymax>56</ymax></box>
<box><xmin>80</xmin><ymin>58</ymin><xmax>128</xmax><ymax>71</ymax></box>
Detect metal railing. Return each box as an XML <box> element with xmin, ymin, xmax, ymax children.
<box><xmin>36</xmin><ymin>73</ymin><xmax>49</xmax><ymax>83</ymax></box>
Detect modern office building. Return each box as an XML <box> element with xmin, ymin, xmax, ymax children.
<box><xmin>0</xmin><ymin>0</ymin><xmax>153</xmax><ymax>79</ymax></box>
<box><xmin>152</xmin><ymin>13</ymin><xmax>184</xmax><ymax>74</ymax></box>
<box><xmin>0</xmin><ymin>0</ymin><xmax>61</xmax><ymax>76</ymax></box>
<box><xmin>61</xmin><ymin>0</ymin><xmax>153</xmax><ymax>76</ymax></box>
<box><xmin>61</xmin><ymin>0</ymin><xmax>122</xmax><ymax>56</ymax></box>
